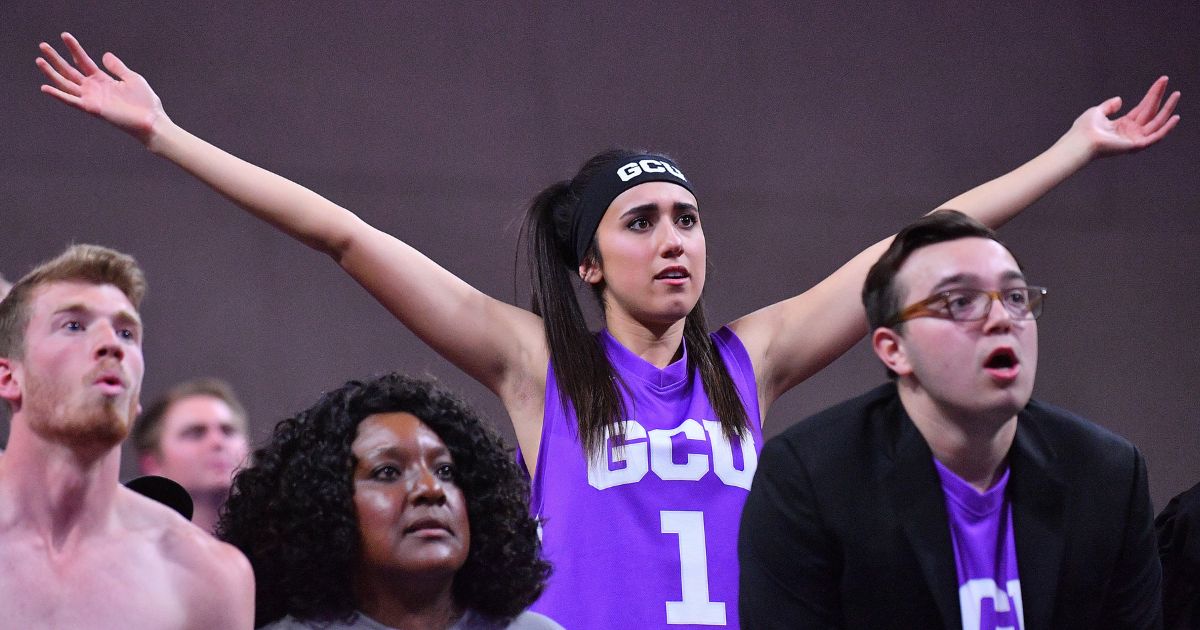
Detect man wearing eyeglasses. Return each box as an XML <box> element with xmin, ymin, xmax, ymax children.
<box><xmin>739</xmin><ymin>210</ymin><xmax>1161</xmax><ymax>629</ymax></box>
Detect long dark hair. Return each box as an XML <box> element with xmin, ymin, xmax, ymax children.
<box><xmin>521</xmin><ymin>149</ymin><xmax>749</xmax><ymax>459</ymax></box>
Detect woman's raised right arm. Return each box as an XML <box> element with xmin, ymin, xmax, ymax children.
<box><xmin>36</xmin><ymin>33</ymin><xmax>548</xmax><ymax>399</ymax></box>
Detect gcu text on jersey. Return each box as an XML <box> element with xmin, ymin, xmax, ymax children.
<box><xmin>587</xmin><ymin>418</ymin><xmax>757</xmax><ymax>490</ymax></box>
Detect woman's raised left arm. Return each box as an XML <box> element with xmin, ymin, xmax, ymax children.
<box><xmin>731</xmin><ymin>77</ymin><xmax>1180</xmax><ymax>418</ymax></box>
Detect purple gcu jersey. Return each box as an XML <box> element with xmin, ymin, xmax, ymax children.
<box><xmin>525</xmin><ymin>327</ymin><xmax>761</xmax><ymax>629</ymax></box>
<box><xmin>935</xmin><ymin>459</ymin><xmax>1024</xmax><ymax>630</ymax></box>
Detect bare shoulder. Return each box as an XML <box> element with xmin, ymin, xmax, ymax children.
<box><xmin>163</xmin><ymin>516</ymin><xmax>254</xmax><ymax>588</ymax></box>
<box><xmin>120</xmin><ymin>488</ymin><xmax>256</xmax><ymax>628</ymax></box>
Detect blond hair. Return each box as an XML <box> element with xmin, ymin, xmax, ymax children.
<box><xmin>0</xmin><ymin>244</ymin><xmax>146</xmax><ymax>359</ymax></box>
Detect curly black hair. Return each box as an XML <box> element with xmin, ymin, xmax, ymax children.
<box><xmin>217</xmin><ymin>373</ymin><xmax>549</xmax><ymax>627</ymax></box>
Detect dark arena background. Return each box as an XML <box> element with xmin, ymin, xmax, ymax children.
<box><xmin>4</xmin><ymin>2</ymin><xmax>1198</xmax><ymax>509</ymax></box>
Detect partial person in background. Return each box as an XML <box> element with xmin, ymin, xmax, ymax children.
<box><xmin>0</xmin><ymin>273</ymin><xmax>11</xmax><ymax>450</ymax></box>
<box><xmin>1158</xmin><ymin>481</ymin><xmax>1200</xmax><ymax>629</ymax></box>
<box><xmin>132</xmin><ymin>377</ymin><xmax>250</xmax><ymax>535</ymax></box>
<box><xmin>218</xmin><ymin>373</ymin><xmax>557</xmax><ymax>629</ymax></box>
<box><xmin>0</xmin><ymin>244</ymin><xmax>253</xmax><ymax>628</ymax></box>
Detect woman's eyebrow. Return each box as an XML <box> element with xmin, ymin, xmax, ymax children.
<box><xmin>619</xmin><ymin>203</ymin><xmax>659</xmax><ymax>219</ymax></box>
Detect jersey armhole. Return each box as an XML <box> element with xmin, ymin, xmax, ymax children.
<box><xmin>713</xmin><ymin>325</ymin><xmax>764</xmax><ymax>429</ymax></box>
<box><xmin>519</xmin><ymin>361</ymin><xmax>564</xmax><ymax>519</ymax></box>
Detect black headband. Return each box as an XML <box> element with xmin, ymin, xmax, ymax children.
<box><xmin>569</xmin><ymin>154</ymin><xmax>696</xmax><ymax>266</ymax></box>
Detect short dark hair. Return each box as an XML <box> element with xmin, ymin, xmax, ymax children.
<box><xmin>217</xmin><ymin>373</ymin><xmax>549</xmax><ymax>627</ymax></box>
<box><xmin>863</xmin><ymin>209</ymin><xmax>1026</xmax><ymax>344</ymax></box>
<box><xmin>132</xmin><ymin>378</ymin><xmax>248</xmax><ymax>458</ymax></box>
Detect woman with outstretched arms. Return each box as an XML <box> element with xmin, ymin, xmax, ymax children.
<box><xmin>37</xmin><ymin>32</ymin><xmax>1179</xmax><ymax>629</ymax></box>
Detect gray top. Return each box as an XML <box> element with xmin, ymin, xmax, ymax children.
<box><xmin>261</xmin><ymin>609</ymin><xmax>564</xmax><ymax>630</ymax></box>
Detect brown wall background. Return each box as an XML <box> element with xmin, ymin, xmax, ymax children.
<box><xmin>4</xmin><ymin>1</ymin><xmax>1197</xmax><ymax>509</ymax></box>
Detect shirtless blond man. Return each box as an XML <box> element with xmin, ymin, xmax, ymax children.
<box><xmin>0</xmin><ymin>245</ymin><xmax>254</xmax><ymax>629</ymax></box>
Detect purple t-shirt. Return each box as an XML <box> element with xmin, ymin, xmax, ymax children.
<box><xmin>524</xmin><ymin>327</ymin><xmax>762</xmax><ymax>629</ymax></box>
<box><xmin>935</xmin><ymin>458</ymin><xmax>1025</xmax><ymax>630</ymax></box>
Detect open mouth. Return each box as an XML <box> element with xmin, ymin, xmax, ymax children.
<box><xmin>93</xmin><ymin>373</ymin><xmax>127</xmax><ymax>393</ymax></box>
<box><xmin>984</xmin><ymin>348</ymin><xmax>1017</xmax><ymax>370</ymax></box>
<box><xmin>982</xmin><ymin>348</ymin><xmax>1021</xmax><ymax>382</ymax></box>
<box><xmin>654</xmin><ymin>267</ymin><xmax>690</xmax><ymax>281</ymax></box>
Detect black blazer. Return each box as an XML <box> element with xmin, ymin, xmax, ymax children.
<box><xmin>739</xmin><ymin>383</ymin><xmax>1161</xmax><ymax>630</ymax></box>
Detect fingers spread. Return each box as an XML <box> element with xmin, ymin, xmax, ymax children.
<box><xmin>103</xmin><ymin>52</ymin><xmax>138</xmax><ymax>81</ymax></box>
<box><xmin>1141</xmin><ymin>114</ymin><xmax>1180</xmax><ymax>146</ymax></box>
<box><xmin>1099</xmin><ymin>96</ymin><xmax>1123</xmax><ymax>117</ymax></box>
<box><xmin>1146</xmin><ymin>91</ymin><xmax>1182</xmax><ymax>130</ymax></box>
<box><xmin>62</xmin><ymin>32</ymin><xmax>102</xmax><ymax>76</ymax></box>
<box><xmin>38</xmin><ymin>42</ymin><xmax>85</xmax><ymax>84</ymax></box>
<box><xmin>40</xmin><ymin>84</ymin><xmax>84</xmax><ymax>109</ymax></box>
<box><xmin>1130</xmin><ymin>76</ymin><xmax>1169</xmax><ymax>124</ymax></box>
<box><xmin>35</xmin><ymin>57</ymin><xmax>83</xmax><ymax>97</ymax></box>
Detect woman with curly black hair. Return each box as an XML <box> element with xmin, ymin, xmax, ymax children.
<box><xmin>217</xmin><ymin>373</ymin><xmax>558</xmax><ymax>630</ymax></box>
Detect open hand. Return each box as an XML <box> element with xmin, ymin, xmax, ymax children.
<box><xmin>1070</xmin><ymin>76</ymin><xmax>1181</xmax><ymax>158</ymax></box>
<box><xmin>37</xmin><ymin>32</ymin><xmax>169</xmax><ymax>144</ymax></box>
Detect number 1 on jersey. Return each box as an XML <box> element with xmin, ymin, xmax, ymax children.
<box><xmin>661</xmin><ymin>510</ymin><xmax>726</xmax><ymax>625</ymax></box>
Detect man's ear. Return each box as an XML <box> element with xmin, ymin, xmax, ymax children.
<box><xmin>0</xmin><ymin>358</ymin><xmax>21</xmax><ymax>406</ymax></box>
<box><xmin>872</xmin><ymin>327</ymin><xmax>913</xmax><ymax>377</ymax></box>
